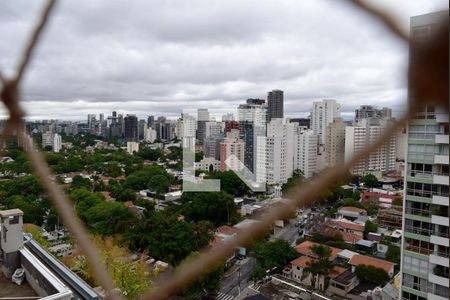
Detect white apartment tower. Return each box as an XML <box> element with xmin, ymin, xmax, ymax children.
<box><xmin>344</xmin><ymin>118</ymin><xmax>396</xmax><ymax>175</ymax></box>
<box><xmin>294</xmin><ymin>128</ymin><xmax>318</xmax><ymax>178</ymax></box>
<box><xmin>256</xmin><ymin>119</ymin><xmax>295</xmax><ymax>184</ymax></box>
<box><xmin>325</xmin><ymin>118</ymin><xmax>346</xmax><ymax>167</ymax></box>
<box><xmin>53</xmin><ymin>133</ymin><xmax>62</xmax><ymax>153</ymax></box>
<box><xmin>311</xmin><ymin>99</ymin><xmax>341</xmax><ymax>144</ymax></box>
<box><xmin>400</xmin><ymin>11</ymin><xmax>449</xmax><ymax>300</ymax></box>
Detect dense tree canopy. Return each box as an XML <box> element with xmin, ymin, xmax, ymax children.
<box><xmin>361</xmin><ymin>173</ymin><xmax>378</xmax><ymax>188</ymax></box>
<box><xmin>123</xmin><ymin>165</ymin><xmax>172</xmax><ymax>191</ymax></box>
<box><xmin>253</xmin><ymin>240</ymin><xmax>299</xmax><ymax>270</ymax></box>
<box><xmin>355</xmin><ymin>265</ymin><xmax>390</xmax><ymax>285</ymax></box>
<box><xmin>70</xmin><ymin>189</ymin><xmax>136</xmax><ymax>236</ymax></box>
<box><xmin>125</xmin><ymin>213</ymin><xmax>213</xmax><ymax>265</ymax></box>
<box><xmin>207</xmin><ymin>171</ymin><xmax>249</xmax><ymax>197</ymax></box>
<box><xmin>181</xmin><ymin>191</ymin><xmax>239</xmax><ymax>226</ymax></box>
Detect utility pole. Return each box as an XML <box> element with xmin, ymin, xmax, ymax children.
<box><xmin>238</xmin><ymin>261</ymin><xmax>241</xmax><ymax>295</ymax></box>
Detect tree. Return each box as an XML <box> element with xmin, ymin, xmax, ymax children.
<box><xmin>148</xmin><ymin>175</ymin><xmax>170</xmax><ymax>195</ymax></box>
<box><xmin>385</xmin><ymin>244</ymin><xmax>400</xmax><ymax>269</ymax></box>
<box><xmin>123</xmin><ymin>165</ymin><xmax>172</xmax><ymax>191</ymax></box>
<box><xmin>65</xmin><ymin>236</ymin><xmax>151</xmax><ymax>299</ymax></box>
<box><xmin>181</xmin><ymin>192</ymin><xmax>238</xmax><ymax>226</ymax></box>
<box><xmin>195</xmin><ymin>151</ymin><xmax>204</xmax><ymax>162</ymax></box>
<box><xmin>179</xmin><ymin>251</ymin><xmax>224</xmax><ymax>299</ymax></box>
<box><xmin>301</xmin><ymin>245</ymin><xmax>334</xmax><ymax>289</ymax></box>
<box><xmin>249</xmin><ymin>266</ymin><xmax>267</xmax><ymax>283</ymax></box>
<box><xmin>361</xmin><ymin>173</ymin><xmax>378</xmax><ymax>188</ymax></box>
<box><xmin>70</xmin><ymin>176</ymin><xmax>93</xmax><ymax>191</ymax></box>
<box><xmin>207</xmin><ymin>171</ymin><xmax>249</xmax><ymax>196</ymax></box>
<box><xmin>124</xmin><ymin>213</ymin><xmax>213</xmax><ymax>265</ymax></box>
<box><xmin>253</xmin><ymin>240</ymin><xmax>299</xmax><ymax>270</ymax></box>
<box><xmin>355</xmin><ymin>265</ymin><xmax>389</xmax><ymax>285</ymax></box>
<box><xmin>364</xmin><ymin>220</ymin><xmax>379</xmax><ymax>236</ymax></box>
<box><xmin>282</xmin><ymin>169</ymin><xmax>304</xmax><ymax>194</ymax></box>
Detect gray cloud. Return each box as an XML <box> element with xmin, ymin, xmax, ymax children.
<box><xmin>0</xmin><ymin>0</ymin><xmax>447</xmax><ymax>121</ymax></box>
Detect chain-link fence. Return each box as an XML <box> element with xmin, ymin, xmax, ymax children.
<box><xmin>0</xmin><ymin>1</ymin><xmax>447</xmax><ymax>299</ymax></box>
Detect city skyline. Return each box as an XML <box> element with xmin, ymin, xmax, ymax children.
<box><xmin>0</xmin><ymin>1</ymin><xmax>447</xmax><ymax>120</ymax></box>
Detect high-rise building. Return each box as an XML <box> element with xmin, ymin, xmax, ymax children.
<box><xmin>147</xmin><ymin>115</ymin><xmax>155</xmax><ymax>128</ymax></box>
<box><xmin>87</xmin><ymin>114</ymin><xmax>96</xmax><ymax>133</ymax></box>
<box><xmin>42</xmin><ymin>132</ymin><xmax>53</xmax><ymax>149</ymax></box>
<box><xmin>344</xmin><ymin>118</ymin><xmax>396</xmax><ymax>175</ymax></box>
<box><xmin>220</xmin><ymin>129</ymin><xmax>245</xmax><ymax>172</ymax></box>
<box><xmin>196</xmin><ymin>108</ymin><xmax>210</xmax><ymax>145</ymax></box>
<box><xmin>53</xmin><ymin>133</ymin><xmax>62</xmax><ymax>153</ymax></box>
<box><xmin>256</xmin><ymin>119</ymin><xmax>295</xmax><ymax>184</ymax></box>
<box><xmin>400</xmin><ymin>11</ymin><xmax>449</xmax><ymax>300</ymax></box>
<box><xmin>355</xmin><ymin>105</ymin><xmax>392</xmax><ymax>123</ymax></box>
<box><xmin>138</xmin><ymin>119</ymin><xmax>146</xmax><ymax>140</ymax></box>
<box><xmin>267</xmin><ymin>90</ymin><xmax>284</xmax><ymax>121</ymax></box>
<box><xmin>311</xmin><ymin>99</ymin><xmax>341</xmax><ymax>144</ymax></box>
<box><xmin>124</xmin><ymin>114</ymin><xmax>138</xmax><ymax>141</ymax></box>
<box><xmin>238</xmin><ymin>99</ymin><xmax>267</xmax><ymax>172</ymax></box>
<box><xmin>294</xmin><ymin>128</ymin><xmax>318</xmax><ymax>178</ymax></box>
<box><xmin>325</xmin><ymin>118</ymin><xmax>346</xmax><ymax>167</ymax></box>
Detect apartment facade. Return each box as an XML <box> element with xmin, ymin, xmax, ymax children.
<box><xmin>256</xmin><ymin>119</ymin><xmax>295</xmax><ymax>184</ymax></box>
<box><xmin>267</xmin><ymin>89</ymin><xmax>284</xmax><ymax>122</ymax></box>
<box><xmin>219</xmin><ymin>129</ymin><xmax>245</xmax><ymax>172</ymax></box>
<box><xmin>294</xmin><ymin>128</ymin><xmax>318</xmax><ymax>178</ymax></box>
<box><xmin>344</xmin><ymin>118</ymin><xmax>396</xmax><ymax>175</ymax></box>
<box><xmin>325</xmin><ymin>118</ymin><xmax>346</xmax><ymax>167</ymax></box>
<box><xmin>400</xmin><ymin>11</ymin><xmax>449</xmax><ymax>300</ymax></box>
<box><xmin>311</xmin><ymin>99</ymin><xmax>341</xmax><ymax>144</ymax></box>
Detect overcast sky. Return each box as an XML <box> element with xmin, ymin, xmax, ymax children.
<box><xmin>0</xmin><ymin>0</ymin><xmax>447</xmax><ymax>121</ymax></box>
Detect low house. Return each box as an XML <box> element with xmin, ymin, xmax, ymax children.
<box><xmin>294</xmin><ymin>241</ymin><xmax>342</xmax><ymax>261</ymax></box>
<box><xmin>337</xmin><ymin>206</ymin><xmax>367</xmax><ymax>222</ymax></box>
<box><xmin>330</xmin><ymin>220</ymin><xmax>365</xmax><ymax>239</ymax></box>
<box><xmin>327</xmin><ymin>269</ymin><xmax>360</xmax><ymax>298</ymax></box>
<box><xmin>349</xmin><ymin>254</ymin><xmax>395</xmax><ymax>278</ymax></box>
<box><xmin>286</xmin><ymin>256</ymin><xmax>347</xmax><ymax>291</ymax></box>
<box><xmin>355</xmin><ymin>239</ymin><xmax>377</xmax><ymax>254</ymax></box>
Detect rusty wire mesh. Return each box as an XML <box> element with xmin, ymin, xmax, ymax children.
<box><xmin>0</xmin><ymin>1</ymin><xmax>447</xmax><ymax>299</ymax></box>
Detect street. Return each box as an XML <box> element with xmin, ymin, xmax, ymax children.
<box><xmin>220</xmin><ymin>257</ymin><xmax>256</xmax><ymax>298</ymax></box>
<box><xmin>270</xmin><ymin>219</ymin><xmax>299</xmax><ymax>246</ymax></box>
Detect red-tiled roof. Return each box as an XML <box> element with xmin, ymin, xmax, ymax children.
<box><xmin>349</xmin><ymin>254</ymin><xmax>394</xmax><ymax>273</ymax></box>
<box><xmin>332</xmin><ymin>220</ymin><xmax>365</xmax><ymax>232</ymax></box>
<box><xmin>216</xmin><ymin>225</ymin><xmax>240</xmax><ymax>236</ymax></box>
<box><xmin>294</xmin><ymin>241</ymin><xmax>342</xmax><ymax>260</ymax></box>
<box><xmin>291</xmin><ymin>256</ymin><xmax>313</xmax><ymax>268</ymax></box>
<box><xmin>329</xmin><ymin>266</ymin><xmax>348</xmax><ymax>279</ymax></box>
<box><xmin>339</xmin><ymin>206</ymin><xmax>366</xmax><ymax>214</ymax></box>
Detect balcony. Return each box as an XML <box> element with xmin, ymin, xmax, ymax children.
<box><xmin>428</xmin><ymin>272</ymin><xmax>449</xmax><ymax>287</ymax></box>
<box><xmin>435</xmin><ymin>113</ymin><xmax>449</xmax><ymax>123</ymax></box>
<box><xmin>434</xmin><ymin>154</ymin><xmax>449</xmax><ymax>165</ymax></box>
<box><xmin>405</xmin><ymin>244</ymin><xmax>433</xmax><ymax>255</ymax></box>
<box><xmin>405</xmin><ymin>225</ymin><xmax>432</xmax><ymax>236</ymax></box>
<box><xmin>430</xmin><ymin>253</ymin><xmax>449</xmax><ymax>267</ymax></box>
<box><xmin>409</xmin><ymin>133</ymin><xmax>436</xmax><ymax>141</ymax></box>
<box><xmin>405</xmin><ymin>207</ymin><xmax>431</xmax><ymax>217</ymax></box>
<box><xmin>406</xmin><ymin>188</ymin><xmax>433</xmax><ymax>199</ymax></box>
<box><xmin>433</xmin><ymin>174</ymin><xmax>449</xmax><ymax>186</ymax></box>
<box><xmin>407</xmin><ymin>152</ymin><xmax>434</xmax><ymax>163</ymax></box>
<box><xmin>430</xmin><ymin>235</ymin><xmax>449</xmax><ymax>247</ymax></box>
<box><xmin>432</xmin><ymin>249</ymin><xmax>449</xmax><ymax>259</ymax></box>
<box><xmin>432</xmin><ymin>195</ymin><xmax>449</xmax><ymax>206</ymax></box>
<box><xmin>435</xmin><ymin>134</ymin><xmax>449</xmax><ymax>144</ymax></box>
<box><xmin>431</xmin><ymin>215</ymin><xmax>449</xmax><ymax>227</ymax></box>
